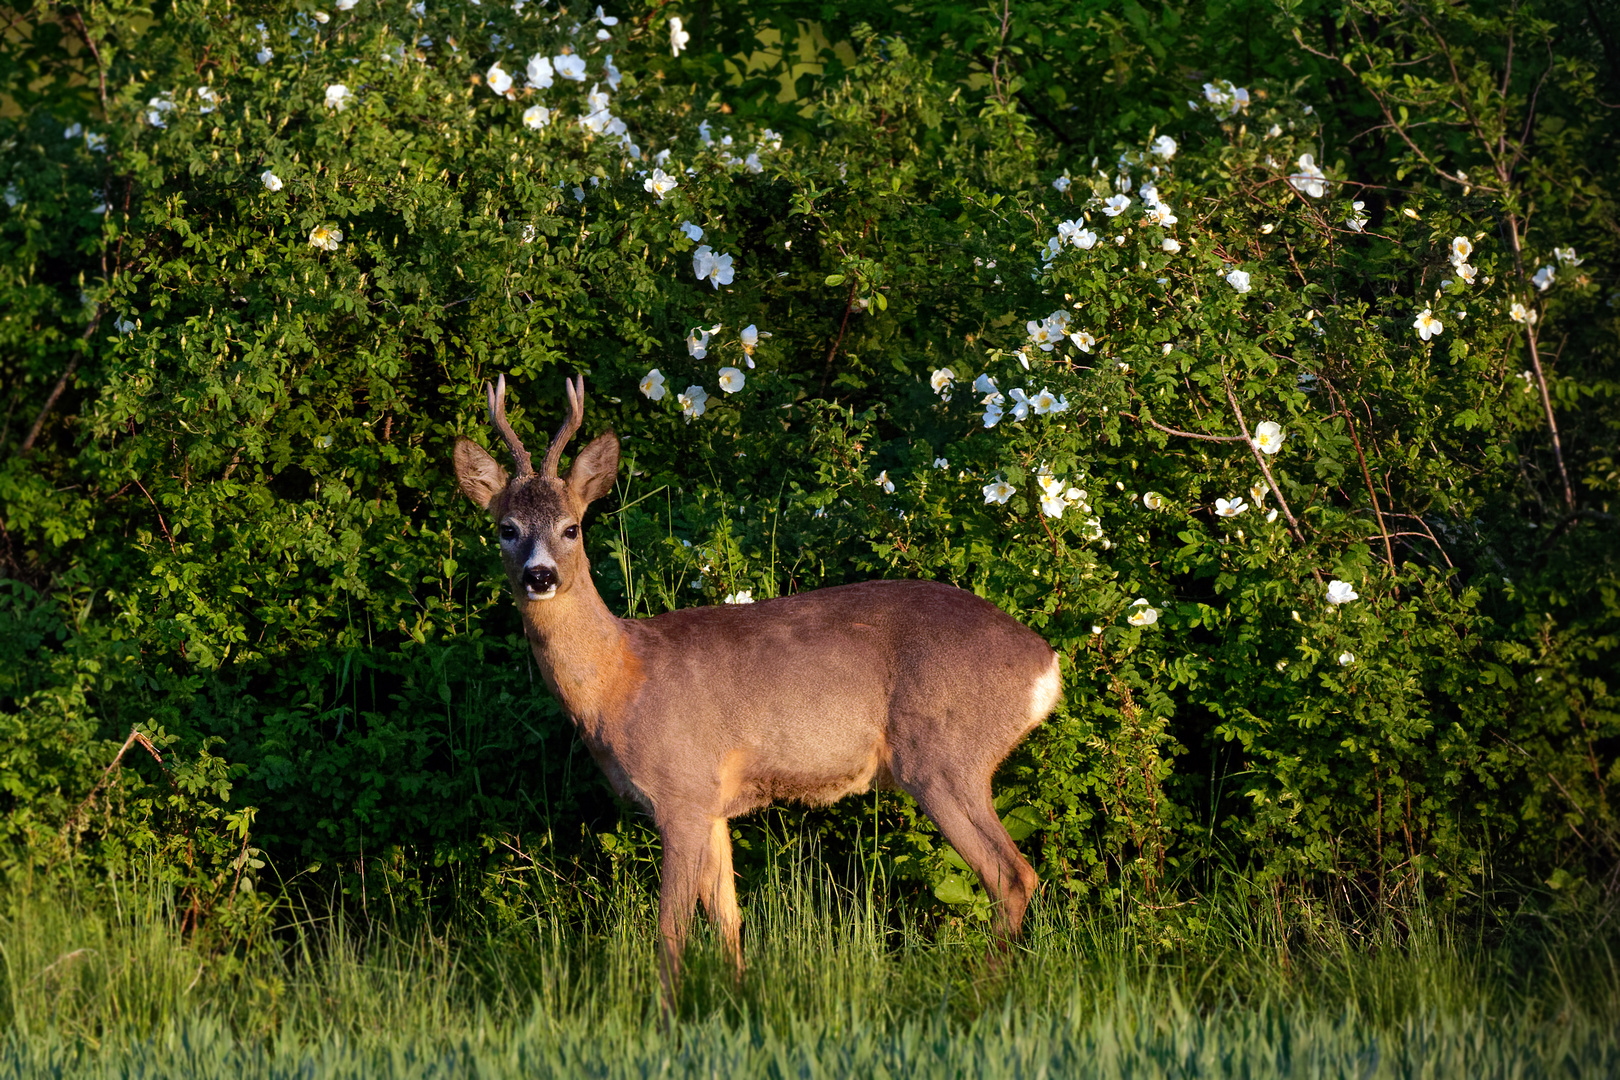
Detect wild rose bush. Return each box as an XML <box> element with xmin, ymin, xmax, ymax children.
<box><xmin>2</xmin><ymin>0</ymin><xmax>1615</xmax><ymax>917</ymax></box>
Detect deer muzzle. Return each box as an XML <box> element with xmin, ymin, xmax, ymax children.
<box><xmin>521</xmin><ymin>563</ymin><xmax>559</xmax><ymax>601</ymax></box>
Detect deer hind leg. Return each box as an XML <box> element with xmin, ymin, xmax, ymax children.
<box><xmin>697</xmin><ymin>816</ymin><xmax>743</xmax><ymax>977</ymax></box>
<box><xmin>913</xmin><ymin>781</ymin><xmax>1039</xmax><ymax>944</ymax></box>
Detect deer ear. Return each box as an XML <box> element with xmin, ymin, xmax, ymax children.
<box><xmin>566</xmin><ymin>431</ymin><xmax>620</xmax><ymax>507</ymax></box>
<box><xmin>454</xmin><ymin>438</ymin><xmax>508</xmax><ymax>512</ymax></box>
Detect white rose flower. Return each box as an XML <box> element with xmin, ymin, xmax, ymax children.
<box><xmin>260</xmin><ymin>170</ymin><xmax>284</xmax><ymax>192</ymax></box>
<box><xmin>722</xmin><ymin>590</ymin><xmax>753</xmax><ymax>605</ymax></box>
<box><xmin>1127</xmin><ymin>599</ymin><xmax>1159</xmax><ymax>626</ymax></box>
<box><xmin>1532</xmin><ymin>265</ymin><xmax>1555</xmax><ymax>292</ymax></box>
<box><xmin>1449</xmin><ymin>235</ymin><xmax>1472</xmax><ymax>264</ymax></box>
<box><xmin>1142</xmin><ymin>491</ymin><xmax>1164</xmax><ymax>510</ymax></box>
<box><xmin>1101</xmin><ymin>194</ymin><xmax>1132</xmax><ymax>217</ymax></box>
<box><xmin>1252</xmin><ymin>420</ymin><xmax>1286</xmax><ymax>454</ymax></box>
<box><xmin>686</xmin><ymin>326</ymin><xmax>712</xmax><ymax>359</ymax></box>
<box><xmin>677</xmin><ymin>384</ymin><xmax>708</xmax><ymax>419</ymax></box>
<box><xmin>486</xmin><ymin>63</ymin><xmax>513</xmax><ymax>94</ymax></box>
<box><xmin>1162</xmin><ymin>238</ymin><xmax>1181</xmax><ymax>253</ymax></box>
<box><xmin>876</xmin><ymin>470</ymin><xmax>895</xmax><ymax>494</ymax></box>
<box><xmin>1413</xmin><ymin>308</ymin><xmax>1443</xmax><ymax>341</ymax></box>
<box><xmin>1030</xmin><ymin>388</ymin><xmax>1068</xmax><ymax>415</ymax></box>
<box><xmin>1026</xmin><ymin>318</ymin><xmax>1059</xmax><ymax>352</ymax></box>
<box><xmin>526</xmin><ymin>54</ymin><xmax>555</xmax><ymax>88</ymax></box>
<box><xmin>692</xmin><ymin>245</ymin><xmax>735</xmax><ymax>289</ymax></box>
<box><xmin>1215</xmin><ymin>497</ymin><xmax>1248</xmax><ymax>518</ymax></box>
<box><xmin>1225</xmin><ymin>269</ymin><xmax>1252</xmax><ymax>293</ymax></box>
<box><xmin>930</xmin><ymin>367</ymin><xmax>955</xmax><ymax>396</ymax></box>
<box><xmin>1288</xmin><ymin>153</ymin><xmax>1328</xmax><ymax>198</ymax></box>
<box><xmin>639</xmin><ymin>368</ymin><xmax>666</xmax><ymax>400</ymax></box>
<box><xmin>145</xmin><ymin>95</ymin><xmax>174</xmax><ymax>128</ymax></box>
<box><xmin>308</xmin><ymin>224</ymin><xmax>343</xmax><ymax>250</ymax></box>
<box><xmin>1338</xmin><ymin>652</ymin><xmax>1355</xmax><ymax>665</ymax></box>
<box><xmin>644</xmin><ymin>168</ymin><xmax>679</xmax><ymax>200</ymax></box>
<box><xmin>1151</xmin><ymin>134</ymin><xmax>1177</xmax><ymax>160</ymax></box>
<box><xmin>982</xmin><ymin>480</ymin><xmax>1015</xmax><ymax>505</ymax></box>
<box><xmin>554</xmin><ymin>53</ymin><xmax>587</xmax><ymax>81</ymax></box>
<box><xmin>1326</xmin><ymin>579</ymin><xmax>1359</xmax><ymax>605</ymax></box>
<box><xmin>324</xmin><ymin>84</ymin><xmax>351</xmax><ymax>110</ymax></box>
<box><xmin>669</xmin><ymin>16</ymin><xmax>690</xmax><ymax>55</ymax></box>
<box><xmin>739</xmin><ymin>323</ymin><xmax>768</xmax><ymax>365</ymax></box>
<box><xmin>717</xmin><ymin>366</ymin><xmax>745</xmax><ymax>393</ymax></box>
<box><xmin>679</xmin><ymin>220</ymin><xmax>704</xmax><ymax>242</ymax></box>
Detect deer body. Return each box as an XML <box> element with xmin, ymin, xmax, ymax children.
<box><xmin>456</xmin><ymin>376</ymin><xmax>1060</xmax><ymax>994</ymax></box>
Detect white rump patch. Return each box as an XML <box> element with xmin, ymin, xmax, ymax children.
<box><xmin>1027</xmin><ymin>654</ymin><xmax>1062</xmax><ymax>726</ymax></box>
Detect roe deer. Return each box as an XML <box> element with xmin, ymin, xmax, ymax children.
<box><xmin>453</xmin><ymin>374</ymin><xmax>1061</xmax><ymax>995</ymax></box>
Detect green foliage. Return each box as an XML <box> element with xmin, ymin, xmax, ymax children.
<box><xmin>1</xmin><ymin>0</ymin><xmax>1616</xmax><ymax>922</ymax></box>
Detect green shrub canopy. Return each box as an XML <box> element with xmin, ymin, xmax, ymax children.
<box><xmin>1</xmin><ymin>0</ymin><xmax>1616</xmax><ymax>915</ymax></box>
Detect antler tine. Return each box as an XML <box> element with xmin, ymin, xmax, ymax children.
<box><xmin>486</xmin><ymin>373</ymin><xmax>534</xmax><ymax>478</ymax></box>
<box><xmin>541</xmin><ymin>374</ymin><xmax>586</xmax><ymax>479</ymax></box>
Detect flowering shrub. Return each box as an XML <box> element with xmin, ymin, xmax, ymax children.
<box><xmin>2</xmin><ymin>0</ymin><xmax>1616</xmax><ymax>916</ymax></box>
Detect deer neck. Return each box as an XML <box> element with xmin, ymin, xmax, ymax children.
<box><xmin>518</xmin><ymin>570</ymin><xmax>640</xmax><ymax>739</ymax></box>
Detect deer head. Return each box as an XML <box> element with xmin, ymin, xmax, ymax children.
<box><xmin>453</xmin><ymin>374</ymin><xmax>619</xmax><ymax>603</ymax></box>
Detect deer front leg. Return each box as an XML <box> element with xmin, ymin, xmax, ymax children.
<box><xmin>656</xmin><ymin>818</ymin><xmax>708</xmax><ymax>1008</ymax></box>
<box><xmin>698</xmin><ymin>816</ymin><xmax>743</xmax><ymax>977</ymax></box>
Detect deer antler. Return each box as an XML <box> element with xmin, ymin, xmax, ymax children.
<box><xmin>486</xmin><ymin>373</ymin><xmax>534</xmax><ymax>478</ymax></box>
<box><xmin>541</xmin><ymin>374</ymin><xmax>585</xmax><ymax>479</ymax></box>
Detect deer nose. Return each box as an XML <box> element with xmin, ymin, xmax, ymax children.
<box><xmin>522</xmin><ymin>564</ymin><xmax>558</xmax><ymax>592</ymax></box>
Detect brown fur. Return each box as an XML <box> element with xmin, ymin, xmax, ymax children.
<box><xmin>453</xmin><ymin>380</ymin><xmax>1061</xmax><ymax>1003</ymax></box>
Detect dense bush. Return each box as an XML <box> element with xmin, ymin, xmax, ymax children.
<box><xmin>2</xmin><ymin>0</ymin><xmax>1616</xmax><ymax>921</ymax></box>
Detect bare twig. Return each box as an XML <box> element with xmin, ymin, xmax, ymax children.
<box><xmin>821</xmin><ymin>280</ymin><xmax>858</xmax><ymax>381</ymax></box>
<box><xmin>1322</xmin><ymin>376</ymin><xmax>1395</xmax><ymax>570</ymax></box>
<box><xmin>131</xmin><ymin>477</ymin><xmax>178</xmax><ymax>552</ymax></box>
<box><xmin>65</xmin><ymin>10</ymin><xmax>108</xmax><ymax>116</ymax></box>
<box><xmin>1120</xmin><ymin>411</ymin><xmax>1248</xmax><ymax>444</ymax></box>
<box><xmin>1222</xmin><ymin>380</ymin><xmax>1311</xmax><ymax>555</ymax></box>
<box><xmin>64</xmin><ymin>728</ymin><xmax>165</xmax><ymax>835</ymax></box>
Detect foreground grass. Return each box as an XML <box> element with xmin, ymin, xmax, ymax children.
<box><xmin>2</xmin><ymin>856</ymin><xmax>1616</xmax><ymax>1078</ymax></box>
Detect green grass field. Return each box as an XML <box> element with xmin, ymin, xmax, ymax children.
<box><xmin>3</xmin><ymin>855</ymin><xmax>1617</xmax><ymax>1079</ymax></box>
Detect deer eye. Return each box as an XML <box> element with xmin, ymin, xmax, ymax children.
<box><xmin>562</xmin><ymin>524</ymin><xmax>580</xmax><ymax>540</ymax></box>
<box><xmin>499</xmin><ymin>523</ymin><xmax>519</xmax><ymax>542</ymax></box>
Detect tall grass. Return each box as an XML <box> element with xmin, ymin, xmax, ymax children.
<box><xmin>2</xmin><ymin>850</ymin><xmax>1617</xmax><ymax>1078</ymax></box>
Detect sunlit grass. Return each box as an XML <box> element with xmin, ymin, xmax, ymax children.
<box><xmin>3</xmin><ymin>854</ymin><xmax>1617</xmax><ymax>1078</ymax></box>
